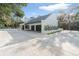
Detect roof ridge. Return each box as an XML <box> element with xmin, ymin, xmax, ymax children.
<box><xmin>27</xmin><ymin>13</ymin><xmax>52</xmax><ymax>24</ymax></box>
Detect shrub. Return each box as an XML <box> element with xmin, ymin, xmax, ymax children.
<box><xmin>70</xmin><ymin>21</ymin><xmax>79</xmax><ymax>30</ymax></box>
<box><xmin>44</xmin><ymin>25</ymin><xmax>58</xmax><ymax>31</ymax></box>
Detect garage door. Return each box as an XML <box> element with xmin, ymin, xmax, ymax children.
<box><xmin>31</xmin><ymin>25</ymin><xmax>34</xmax><ymax>31</ymax></box>
<box><xmin>36</xmin><ymin>25</ymin><xmax>41</xmax><ymax>32</ymax></box>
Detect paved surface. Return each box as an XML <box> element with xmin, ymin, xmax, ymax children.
<box><xmin>0</xmin><ymin>29</ymin><xmax>45</xmax><ymax>47</ymax></box>
<box><xmin>0</xmin><ymin>29</ymin><xmax>79</xmax><ymax>56</ymax></box>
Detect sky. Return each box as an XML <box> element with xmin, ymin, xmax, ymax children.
<box><xmin>22</xmin><ymin>3</ymin><xmax>79</xmax><ymax>18</ymax></box>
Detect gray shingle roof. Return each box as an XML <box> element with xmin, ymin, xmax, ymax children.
<box><xmin>27</xmin><ymin>13</ymin><xmax>51</xmax><ymax>24</ymax></box>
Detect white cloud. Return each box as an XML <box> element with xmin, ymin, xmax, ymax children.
<box><xmin>31</xmin><ymin>12</ymin><xmax>39</xmax><ymax>17</ymax></box>
<box><xmin>39</xmin><ymin>3</ymin><xmax>71</xmax><ymax>11</ymax></box>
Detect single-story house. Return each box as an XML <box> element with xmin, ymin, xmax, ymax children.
<box><xmin>20</xmin><ymin>13</ymin><xmax>60</xmax><ymax>33</ymax></box>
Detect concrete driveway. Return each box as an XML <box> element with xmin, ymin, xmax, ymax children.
<box><xmin>0</xmin><ymin>29</ymin><xmax>45</xmax><ymax>47</ymax></box>
<box><xmin>0</xmin><ymin>29</ymin><xmax>79</xmax><ymax>56</ymax></box>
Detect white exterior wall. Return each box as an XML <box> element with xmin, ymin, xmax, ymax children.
<box><xmin>20</xmin><ymin>23</ymin><xmax>26</xmax><ymax>30</ymax></box>
<box><xmin>28</xmin><ymin>23</ymin><xmax>41</xmax><ymax>25</ymax></box>
<box><xmin>41</xmin><ymin>14</ymin><xmax>58</xmax><ymax>33</ymax></box>
<box><xmin>29</xmin><ymin>25</ymin><xmax>31</xmax><ymax>30</ymax></box>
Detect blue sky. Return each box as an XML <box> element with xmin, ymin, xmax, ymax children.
<box><xmin>22</xmin><ymin>3</ymin><xmax>79</xmax><ymax>18</ymax></box>
<box><xmin>22</xmin><ymin>3</ymin><xmax>55</xmax><ymax>18</ymax></box>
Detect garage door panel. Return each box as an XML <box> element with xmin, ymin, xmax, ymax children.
<box><xmin>36</xmin><ymin>25</ymin><xmax>41</xmax><ymax>32</ymax></box>
<box><xmin>31</xmin><ymin>25</ymin><xmax>34</xmax><ymax>31</ymax></box>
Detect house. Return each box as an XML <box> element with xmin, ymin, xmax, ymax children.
<box><xmin>21</xmin><ymin>13</ymin><xmax>60</xmax><ymax>33</ymax></box>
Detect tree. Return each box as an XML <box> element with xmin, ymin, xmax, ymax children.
<box><xmin>57</xmin><ymin>14</ymin><xmax>67</xmax><ymax>29</ymax></box>
<box><xmin>57</xmin><ymin>5</ymin><xmax>79</xmax><ymax>30</ymax></box>
<box><xmin>0</xmin><ymin>3</ymin><xmax>27</xmax><ymax>17</ymax></box>
<box><xmin>0</xmin><ymin>3</ymin><xmax>27</xmax><ymax>28</ymax></box>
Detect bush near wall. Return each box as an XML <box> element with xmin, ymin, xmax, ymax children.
<box><xmin>44</xmin><ymin>25</ymin><xmax>58</xmax><ymax>31</ymax></box>
<box><xmin>70</xmin><ymin>21</ymin><xmax>79</xmax><ymax>30</ymax></box>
